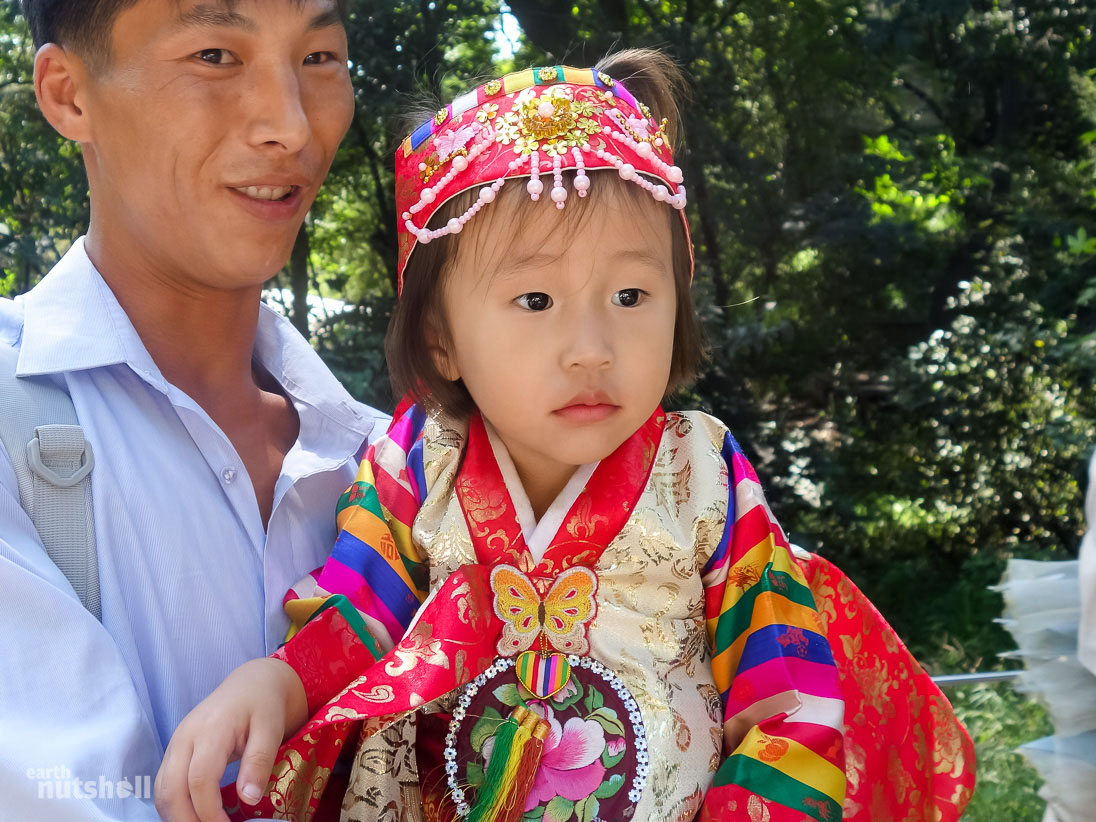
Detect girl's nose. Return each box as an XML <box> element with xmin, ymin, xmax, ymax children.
<box><xmin>562</xmin><ymin>312</ymin><xmax>614</xmax><ymax>371</ymax></box>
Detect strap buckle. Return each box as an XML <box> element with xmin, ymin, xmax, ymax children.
<box><xmin>27</xmin><ymin>432</ymin><xmax>95</xmax><ymax>488</ymax></box>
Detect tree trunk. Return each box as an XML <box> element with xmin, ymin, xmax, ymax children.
<box><xmin>290</xmin><ymin>223</ymin><xmax>310</xmax><ymax>337</ymax></box>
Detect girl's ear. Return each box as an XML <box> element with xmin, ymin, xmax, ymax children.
<box><xmin>427</xmin><ymin>323</ymin><xmax>460</xmax><ymax>382</ymax></box>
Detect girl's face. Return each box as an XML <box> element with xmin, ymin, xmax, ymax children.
<box><xmin>434</xmin><ymin>192</ymin><xmax>677</xmax><ymax>509</ymax></box>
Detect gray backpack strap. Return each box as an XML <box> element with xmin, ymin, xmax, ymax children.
<box><xmin>0</xmin><ymin>343</ymin><xmax>100</xmax><ymax>620</ymax></box>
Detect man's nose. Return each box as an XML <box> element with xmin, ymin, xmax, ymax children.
<box><xmin>245</xmin><ymin>63</ymin><xmax>310</xmax><ymax>153</ymax></box>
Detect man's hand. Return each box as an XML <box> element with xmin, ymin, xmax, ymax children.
<box><xmin>154</xmin><ymin>657</ymin><xmax>308</xmax><ymax>822</ymax></box>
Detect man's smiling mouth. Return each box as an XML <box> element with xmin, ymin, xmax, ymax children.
<box><xmin>234</xmin><ymin>185</ymin><xmax>296</xmax><ymax>201</ymax></box>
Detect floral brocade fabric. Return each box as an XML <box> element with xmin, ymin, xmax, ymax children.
<box><xmin>800</xmin><ymin>553</ymin><xmax>976</xmax><ymax>821</ymax></box>
<box><xmin>222</xmin><ymin>406</ymin><xmax>975</xmax><ymax>822</ymax></box>
<box><xmin>406</xmin><ymin>410</ymin><xmax>728</xmax><ymax>821</ymax></box>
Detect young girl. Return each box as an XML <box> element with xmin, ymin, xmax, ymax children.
<box><xmin>157</xmin><ymin>50</ymin><xmax>974</xmax><ymax>822</ymax></box>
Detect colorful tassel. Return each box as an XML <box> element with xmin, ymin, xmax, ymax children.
<box><xmin>468</xmin><ymin>706</ymin><xmax>550</xmax><ymax>822</ymax></box>
<box><xmin>496</xmin><ymin>710</ymin><xmax>550</xmax><ymax>822</ymax></box>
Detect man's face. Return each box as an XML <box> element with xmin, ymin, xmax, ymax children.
<box><xmin>79</xmin><ymin>0</ymin><xmax>353</xmax><ymax>290</ymax></box>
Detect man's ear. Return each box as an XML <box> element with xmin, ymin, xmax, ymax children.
<box><xmin>33</xmin><ymin>44</ymin><xmax>92</xmax><ymax>144</ymax></box>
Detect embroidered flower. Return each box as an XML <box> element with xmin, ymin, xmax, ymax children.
<box><xmin>524</xmin><ymin>708</ymin><xmax>607</xmax><ymax>810</ymax></box>
<box><xmin>606</xmin><ymin>737</ymin><xmax>626</xmax><ymax>757</ymax></box>
<box><xmin>434</xmin><ymin>124</ymin><xmax>477</xmax><ymax>159</ymax></box>
<box><xmin>475</xmin><ymin>103</ymin><xmax>499</xmax><ymax>123</ymax></box>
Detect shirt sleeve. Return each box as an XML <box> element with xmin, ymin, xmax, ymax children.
<box><xmin>275</xmin><ymin>404</ymin><xmax>432</xmax><ymax>713</ymax></box>
<box><xmin>0</xmin><ymin>441</ymin><xmax>161</xmax><ymax>821</ymax></box>
<box><xmin>699</xmin><ymin>431</ymin><xmax>847</xmax><ymax>822</ymax></box>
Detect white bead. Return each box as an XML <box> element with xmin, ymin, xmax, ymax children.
<box><xmin>538</xmin><ymin>100</ymin><xmax>555</xmax><ymax>118</ymax></box>
<box><xmin>574</xmin><ymin>174</ymin><xmax>590</xmax><ymax>191</ymax></box>
<box><xmin>636</xmin><ymin>141</ymin><xmax>653</xmax><ymax>157</ymax></box>
<box><xmin>419</xmin><ymin>188</ymin><xmax>435</xmax><ymax>203</ymax></box>
<box><xmin>551</xmin><ymin>185</ymin><xmax>567</xmax><ymax>204</ymax></box>
<box><xmin>655</xmin><ymin>137</ymin><xmax>664</xmax><ymax>147</ymax></box>
<box><xmin>618</xmin><ymin>163</ymin><xmax>635</xmax><ymax>181</ymax></box>
<box><xmin>654</xmin><ymin>185</ymin><xmax>669</xmax><ymax>201</ymax></box>
<box><xmin>446</xmin><ymin>218</ymin><xmax>462</xmax><ymax>234</ymax></box>
<box><xmin>527</xmin><ymin>178</ymin><xmax>544</xmax><ymax>196</ymax></box>
<box><xmin>418</xmin><ymin>162</ymin><xmax>427</xmax><ymax>171</ymax></box>
<box><xmin>479</xmin><ymin>186</ymin><xmax>495</xmax><ymax>203</ymax></box>
<box><xmin>451</xmin><ymin>155</ymin><xmax>468</xmax><ymax>172</ymax></box>
<box><xmin>667</xmin><ymin>165</ymin><xmax>684</xmax><ymax>183</ymax></box>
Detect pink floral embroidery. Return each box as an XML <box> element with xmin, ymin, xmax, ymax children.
<box><xmin>434</xmin><ymin>124</ymin><xmax>478</xmax><ymax>158</ymax></box>
<box><xmin>606</xmin><ymin>737</ymin><xmax>625</xmax><ymax>757</ymax></box>
<box><xmin>524</xmin><ymin>708</ymin><xmax>607</xmax><ymax>810</ymax></box>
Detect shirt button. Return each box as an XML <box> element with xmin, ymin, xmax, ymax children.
<box><xmin>221</xmin><ymin>467</ymin><xmax>237</xmax><ymax>484</ymax></box>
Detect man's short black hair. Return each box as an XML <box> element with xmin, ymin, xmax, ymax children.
<box><xmin>21</xmin><ymin>0</ymin><xmax>348</xmax><ymax>70</ymax></box>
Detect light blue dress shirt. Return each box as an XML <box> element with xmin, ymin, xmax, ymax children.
<box><xmin>0</xmin><ymin>239</ymin><xmax>385</xmax><ymax>820</ymax></box>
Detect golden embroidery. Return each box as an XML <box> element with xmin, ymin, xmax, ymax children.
<box><xmin>433</xmin><ymin>108</ymin><xmax>448</xmax><ymax>125</ymax></box>
<box><xmin>348</xmin><ymin>685</ymin><xmax>395</xmax><ymax>703</ymax></box>
<box><xmin>268</xmin><ymin>748</ymin><xmax>331</xmax><ymax>822</ymax></box>
<box><xmin>483</xmin><ymin>78</ymin><xmax>502</xmax><ymax>96</ymax></box>
<box><xmin>495</xmin><ymin>86</ymin><xmax>605</xmax><ymax>156</ymax></box>
<box><xmin>384</xmin><ymin>623</ymin><xmax>448</xmax><ymax>677</ymax></box>
<box><xmin>747</xmin><ymin>794</ymin><xmax>771</xmax><ymax>822</ymax></box>
<box><xmin>537</xmin><ymin>66</ymin><xmax>558</xmax><ymax>81</ymax></box>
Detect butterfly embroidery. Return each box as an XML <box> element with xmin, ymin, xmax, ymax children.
<box><xmin>490</xmin><ymin>564</ymin><xmax>597</xmax><ymax>657</ymax></box>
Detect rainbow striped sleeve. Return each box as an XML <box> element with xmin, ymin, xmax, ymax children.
<box><xmin>283</xmin><ymin>404</ymin><xmax>431</xmax><ymax>652</ymax></box>
<box><xmin>701</xmin><ymin>432</ymin><xmax>846</xmax><ymax>822</ymax></box>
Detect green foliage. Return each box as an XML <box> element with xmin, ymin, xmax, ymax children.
<box><xmin>5</xmin><ymin>1</ymin><xmax>1096</xmax><ymax>814</ymax></box>
<box><xmin>952</xmin><ymin>682</ymin><xmax>1052</xmax><ymax>822</ymax></box>
<box><xmin>0</xmin><ymin>1</ymin><xmax>87</xmax><ymax>293</ymax></box>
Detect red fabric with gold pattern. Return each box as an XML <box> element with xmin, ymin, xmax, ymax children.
<box><xmin>456</xmin><ymin>408</ymin><xmax>665</xmax><ymax>573</ymax></box>
<box><xmin>797</xmin><ymin>553</ymin><xmax>976</xmax><ymax>821</ymax></box>
<box><xmin>224</xmin><ymin>566</ymin><xmax>501</xmax><ymax>821</ymax></box>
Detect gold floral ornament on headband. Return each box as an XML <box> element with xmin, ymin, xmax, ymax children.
<box><xmin>394</xmin><ymin>65</ymin><xmax>691</xmax><ymax>293</ymax></box>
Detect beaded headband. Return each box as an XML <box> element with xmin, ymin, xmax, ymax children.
<box><xmin>395</xmin><ymin>65</ymin><xmax>691</xmax><ymax>294</ymax></box>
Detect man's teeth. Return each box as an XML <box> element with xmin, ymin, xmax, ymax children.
<box><xmin>237</xmin><ymin>185</ymin><xmax>294</xmax><ymax>201</ymax></box>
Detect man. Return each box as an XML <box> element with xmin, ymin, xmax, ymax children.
<box><xmin>0</xmin><ymin>1</ymin><xmax>383</xmax><ymax>819</ymax></box>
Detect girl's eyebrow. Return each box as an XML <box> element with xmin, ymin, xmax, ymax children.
<box><xmin>491</xmin><ymin>252</ymin><xmax>563</xmax><ymax>280</ymax></box>
<box><xmin>613</xmin><ymin>248</ymin><xmax>670</xmax><ymax>270</ymax></box>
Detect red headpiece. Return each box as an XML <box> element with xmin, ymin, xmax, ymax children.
<box><xmin>395</xmin><ymin>65</ymin><xmax>690</xmax><ymax>294</ymax></box>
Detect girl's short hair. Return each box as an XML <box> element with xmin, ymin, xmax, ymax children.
<box><xmin>386</xmin><ymin>48</ymin><xmax>704</xmax><ymax>417</ymax></box>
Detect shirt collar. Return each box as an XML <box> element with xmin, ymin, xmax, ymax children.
<box><xmin>17</xmin><ymin>237</ymin><xmax>375</xmax><ymax>438</ymax></box>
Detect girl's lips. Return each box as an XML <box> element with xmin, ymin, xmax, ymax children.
<box><xmin>552</xmin><ymin>403</ymin><xmax>619</xmax><ymax>423</ymax></box>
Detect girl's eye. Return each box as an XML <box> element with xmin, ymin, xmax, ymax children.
<box><xmin>304</xmin><ymin>52</ymin><xmax>337</xmax><ymax>65</ymax></box>
<box><xmin>196</xmin><ymin>49</ymin><xmax>237</xmax><ymax>65</ymax></box>
<box><xmin>515</xmin><ymin>292</ymin><xmax>553</xmax><ymax>311</ymax></box>
<box><xmin>612</xmin><ymin>289</ymin><xmax>645</xmax><ymax>307</ymax></box>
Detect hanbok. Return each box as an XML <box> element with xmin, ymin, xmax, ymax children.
<box><xmin>223</xmin><ymin>404</ymin><xmax>974</xmax><ymax>822</ymax></box>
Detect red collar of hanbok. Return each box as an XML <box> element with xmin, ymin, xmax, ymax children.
<box><xmin>455</xmin><ymin>408</ymin><xmax>666</xmax><ymax>575</ymax></box>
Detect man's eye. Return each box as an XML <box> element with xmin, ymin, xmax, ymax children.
<box><xmin>515</xmin><ymin>292</ymin><xmax>553</xmax><ymax>311</ymax></box>
<box><xmin>612</xmin><ymin>289</ymin><xmax>645</xmax><ymax>307</ymax></box>
<box><xmin>304</xmin><ymin>52</ymin><xmax>337</xmax><ymax>65</ymax></box>
<box><xmin>196</xmin><ymin>49</ymin><xmax>236</xmax><ymax>65</ymax></box>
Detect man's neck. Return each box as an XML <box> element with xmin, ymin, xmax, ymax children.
<box><xmin>83</xmin><ymin>230</ymin><xmax>263</xmax><ymax>410</ymax></box>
